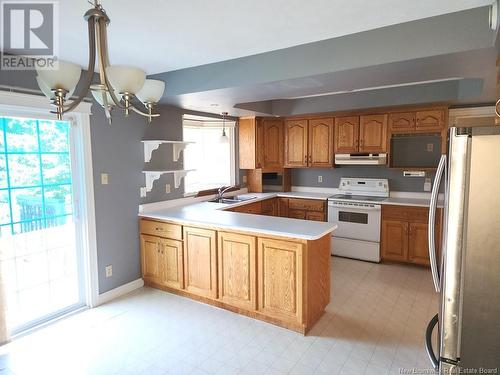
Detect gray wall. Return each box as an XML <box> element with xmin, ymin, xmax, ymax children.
<box><xmin>289</xmin><ymin>167</ymin><xmax>435</xmax><ymax>192</ymax></box>
<box><xmin>0</xmin><ymin>69</ymin><xmax>238</xmax><ymax>293</ymax></box>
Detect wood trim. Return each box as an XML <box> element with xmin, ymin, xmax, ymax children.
<box><xmin>246</xmin><ymin>169</ymin><xmax>263</xmax><ymax>192</ymax></box>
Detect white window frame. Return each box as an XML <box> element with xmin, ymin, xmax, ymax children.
<box><xmin>0</xmin><ymin>91</ymin><xmax>99</xmax><ymax>309</ymax></box>
<box><xmin>182</xmin><ymin>118</ymin><xmax>236</xmax><ymax>196</ymax></box>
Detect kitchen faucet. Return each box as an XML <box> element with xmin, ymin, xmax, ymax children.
<box><xmin>217</xmin><ymin>186</ymin><xmax>234</xmax><ymax>201</ymax></box>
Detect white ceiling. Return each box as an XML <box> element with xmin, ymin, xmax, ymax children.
<box><xmin>60</xmin><ymin>0</ymin><xmax>492</xmax><ymax>74</ymax></box>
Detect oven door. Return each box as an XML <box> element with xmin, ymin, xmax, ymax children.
<box><xmin>328</xmin><ymin>201</ymin><xmax>381</xmax><ymax>242</ymax></box>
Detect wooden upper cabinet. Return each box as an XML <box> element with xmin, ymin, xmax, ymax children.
<box><xmin>389</xmin><ymin>112</ymin><xmax>415</xmax><ymax>132</ymax></box>
<box><xmin>359</xmin><ymin>114</ymin><xmax>387</xmax><ymax>153</ymax></box>
<box><xmin>239</xmin><ymin>117</ymin><xmax>260</xmax><ymax>169</ymax></box>
<box><xmin>262</xmin><ymin>119</ymin><xmax>283</xmax><ymax>169</ymax></box>
<box><xmin>183</xmin><ymin>227</ymin><xmax>217</xmax><ymax>299</ymax></box>
<box><xmin>308</xmin><ymin>118</ymin><xmax>334</xmax><ymax>167</ymax></box>
<box><xmin>258</xmin><ymin>238</ymin><xmax>303</xmax><ymax>324</ymax></box>
<box><xmin>334</xmin><ymin>116</ymin><xmax>359</xmax><ymax>153</ymax></box>
<box><xmin>284</xmin><ymin>119</ymin><xmax>308</xmax><ymax>167</ymax></box>
<box><xmin>217</xmin><ymin>232</ymin><xmax>257</xmax><ymax>310</ymax></box>
<box><xmin>416</xmin><ymin>110</ymin><xmax>445</xmax><ymax>131</ymax></box>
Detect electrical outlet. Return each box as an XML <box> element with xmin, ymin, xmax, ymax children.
<box><xmin>101</xmin><ymin>173</ymin><xmax>108</xmax><ymax>185</ymax></box>
<box><xmin>140</xmin><ymin>187</ymin><xmax>147</xmax><ymax>197</ymax></box>
<box><xmin>242</xmin><ymin>175</ymin><xmax>247</xmax><ymax>184</ymax></box>
<box><xmin>426</xmin><ymin>143</ymin><xmax>434</xmax><ymax>152</ymax></box>
<box><xmin>318</xmin><ymin>175</ymin><xmax>323</xmax><ymax>183</ymax></box>
<box><xmin>424</xmin><ymin>178</ymin><xmax>432</xmax><ymax>192</ymax></box>
<box><xmin>165</xmin><ymin>184</ymin><xmax>171</xmax><ymax>194</ymax></box>
<box><xmin>105</xmin><ymin>265</ymin><xmax>113</xmax><ymax>278</ymax></box>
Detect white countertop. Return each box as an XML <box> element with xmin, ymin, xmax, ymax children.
<box><xmin>139</xmin><ymin>193</ymin><xmax>337</xmax><ymax>240</ymax></box>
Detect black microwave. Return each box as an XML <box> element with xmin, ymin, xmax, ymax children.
<box><xmin>390</xmin><ymin>133</ymin><xmax>442</xmax><ymax>168</ymax></box>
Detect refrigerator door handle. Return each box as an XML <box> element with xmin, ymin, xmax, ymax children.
<box><xmin>425</xmin><ymin>314</ymin><xmax>440</xmax><ymax>371</ymax></box>
<box><xmin>428</xmin><ymin>154</ymin><xmax>446</xmax><ymax>293</ymax></box>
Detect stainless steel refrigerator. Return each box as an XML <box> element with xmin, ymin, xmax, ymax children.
<box><xmin>425</xmin><ymin>126</ymin><xmax>500</xmax><ymax>373</ymax></box>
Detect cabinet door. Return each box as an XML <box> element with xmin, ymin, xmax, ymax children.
<box><xmin>262</xmin><ymin>119</ymin><xmax>283</xmax><ymax>169</ymax></box>
<box><xmin>183</xmin><ymin>227</ymin><xmax>217</xmax><ymax>299</ymax></box>
<box><xmin>284</xmin><ymin>120</ymin><xmax>308</xmax><ymax>167</ymax></box>
<box><xmin>381</xmin><ymin>220</ymin><xmax>408</xmax><ymax>262</ymax></box>
<box><xmin>258</xmin><ymin>238</ymin><xmax>303</xmax><ymax>324</ymax></box>
<box><xmin>261</xmin><ymin>198</ymin><xmax>278</xmax><ymax>216</ymax></box>
<box><xmin>416</xmin><ymin>110</ymin><xmax>444</xmax><ymax>131</ymax></box>
<box><xmin>278</xmin><ymin>198</ymin><xmax>289</xmax><ymax>217</ymax></box>
<box><xmin>334</xmin><ymin>116</ymin><xmax>359</xmax><ymax>153</ymax></box>
<box><xmin>408</xmin><ymin>223</ymin><xmax>431</xmax><ymax>266</ymax></box>
<box><xmin>160</xmin><ymin>238</ymin><xmax>184</xmax><ymax>289</ymax></box>
<box><xmin>308</xmin><ymin>118</ymin><xmax>334</xmax><ymax>167</ymax></box>
<box><xmin>140</xmin><ymin>234</ymin><xmax>161</xmax><ymax>282</ymax></box>
<box><xmin>388</xmin><ymin>112</ymin><xmax>415</xmax><ymax>132</ymax></box>
<box><xmin>359</xmin><ymin>114</ymin><xmax>387</xmax><ymax>153</ymax></box>
<box><xmin>238</xmin><ymin>117</ymin><xmax>259</xmax><ymax>169</ymax></box>
<box><xmin>218</xmin><ymin>232</ymin><xmax>257</xmax><ymax>310</ymax></box>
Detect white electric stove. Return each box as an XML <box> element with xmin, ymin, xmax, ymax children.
<box><xmin>328</xmin><ymin>177</ymin><xmax>389</xmax><ymax>262</ymax></box>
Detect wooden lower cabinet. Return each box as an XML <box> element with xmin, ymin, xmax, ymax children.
<box><xmin>183</xmin><ymin>226</ymin><xmax>217</xmax><ymax>299</ymax></box>
<box><xmin>381</xmin><ymin>205</ymin><xmax>442</xmax><ymax>266</ymax></box>
<box><xmin>217</xmin><ymin>232</ymin><xmax>257</xmax><ymax>310</ymax></box>
<box><xmin>160</xmin><ymin>238</ymin><xmax>184</xmax><ymax>289</ymax></box>
<box><xmin>381</xmin><ymin>220</ymin><xmax>408</xmax><ymax>262</ymax></box>
<box><xmin>276</xmin><ymin>198</ymin><xmax>326</xmax><ymax>221</ymax></box>
<box><xmin>140</xmin><ymin>219</ymin><xmax>331</xmax><ymax>333</ymax></box>
<box><xmin>261</xmin><ymin>198</ymin><xmax>278</xmax><ymax>216</ymax></box>
<box><xmin>258</xmin><ymin>238</ymin><xmax>303</xmax><ymax>324</ymax></box>
<box><xmin>141</xmin><ymin>234</ymin><xmax>161</xmax><ymax>282</ymax></box>
<box><xmin>140</xmin><ymin>234</ymin><xmax>183</xmax><ymax>288</ymax></box>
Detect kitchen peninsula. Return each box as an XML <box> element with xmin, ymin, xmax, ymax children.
<box><xmin>138</xmin><ymin>193</ymin><xmax>337</xmax><ymax>333</ymax></box>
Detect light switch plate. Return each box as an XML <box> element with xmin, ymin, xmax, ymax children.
<box><xmin>318</xmin><ymin>175</ymin><xmax>323</xmax><ymax>183</ymax></box>
<box><xmin>140</xmin><ymin>187</ymin><xmax>147</xmax><ymax>197</ymax></box>
<box><xmin>101</xmin><ymin>173</ymin><xmax>108</xmax><ymax>185</ymax></box>
<box><xmin>242</xmin><ymin>175</ymin><xmax>247</xmax><ymax>184</ymax></box>
<box><xmin>165</xmin><ymin>184</ymin><xmax>171</xmax><ymax>194</ymax></box>
<box><xmin>427</xmin><ymin>143</ymin><xmax>434</xmax><ymax>152</ymax></box>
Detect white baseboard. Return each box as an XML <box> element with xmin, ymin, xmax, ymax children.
<box><xmin>97</xmin><ymin>278</ymin><xmax>144</xmax><ymax>306</ymax></box>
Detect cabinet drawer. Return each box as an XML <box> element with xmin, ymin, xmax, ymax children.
<box><xmin>408</xmin><ymin>207</ymin><xmax>429</xmax><ymax>223</ymax></box>
<box><xmin>382</xmin><ymin>205</ymin><xmax>409</xmax><ymax>221</ymax></box>
<box><xmin>288</xmin><ymin>209</ymin><xmax>306</xmax><ymax>220</ymax></box>
<box><xmin>288</xmin><ymin>198</ymin><xmax>325</xmax><ymax>212</ymax></box>
<box><xmin>305</xmin><ymin>211</ymin><xmax>326</xmax><ymax>222</ymax></box>
<box><xmin>140</xmin><ymin>219</ymin><xmax>182</xmax><ymax>240</ymax></box>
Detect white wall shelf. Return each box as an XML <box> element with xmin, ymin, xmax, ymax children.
<box><xmin>141</xmin><ymin>140</ymin><xmax>194</xmax><ymax>163</ymax></box>
<box><xmin>142</xmin><ymin>169</ymin><xmax>195</xmax><ymax>193</ymax></box>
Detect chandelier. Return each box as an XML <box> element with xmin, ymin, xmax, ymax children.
<box><xmin>35</xmin><ymin>0</ymin><xmax>165</xmax><ymax>123</ymax></box>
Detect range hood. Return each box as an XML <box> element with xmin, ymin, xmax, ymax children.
<box><xmin>335</xmin><ymin>153</ymin><xmax>387</xmax><ymax>165</ymax></box>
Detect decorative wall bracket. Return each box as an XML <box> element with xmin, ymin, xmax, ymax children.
<box><xmin>141</xmin><ymin>140</ymin><xmax>194</xmax><ymax>162</ymax></box>
<box><xmin>142</xmin><ymin>169</ymin><xmax>195</xmax><ymax>192</ymax></box>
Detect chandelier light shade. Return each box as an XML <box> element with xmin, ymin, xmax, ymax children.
<box><xmin>36</xmin><ymin>75</ymin><xmax>76</xmax><ymax>99</ymax></box>
<box><xmin>36</xmin><ymin>60</ymin><xmax>82</xmax><ymax>92</ymax></box>
<box><xmin>105</xmin><ymin>65</ymin><xmax>146</xmax><ymax>94</ymax></box>
<box><xmin>34</xmin><ymin>0</ymin><xmax>165</xmax><ymax>124</ymax></box>
<box><xmin>136</xmin><ymin>80</ymin><xmax>166</xmax><ymax>104</ymax></box>
<box><xmin>91</xmin><ymin>89</ymin><xmax>121</xmax><ymax>107</ymax></box>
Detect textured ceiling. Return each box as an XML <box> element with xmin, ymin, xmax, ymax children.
<box><xmin>57</xmin><ymin>0</ymin><xmax>492</xmax><ymax>74</ymax></box>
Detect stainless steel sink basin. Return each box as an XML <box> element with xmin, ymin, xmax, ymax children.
<box><xmin>209</xmin><ymin>196</ymin><xmax>256</xmax><ymax>204</ymax></box>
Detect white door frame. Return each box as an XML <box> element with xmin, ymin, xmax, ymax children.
<box><xmin>0</xmin><ymin>91</ymin><xmax>99</xmax><ymax>308</ymax></box>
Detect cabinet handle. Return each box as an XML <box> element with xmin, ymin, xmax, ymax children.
<box><xmin>155</xmin><ymin>227</ymin><xmax>163</xmax><ymax>231</ymax></box>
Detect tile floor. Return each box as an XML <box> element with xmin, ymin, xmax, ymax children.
<box><xmin>0</xmin><ymin>256</ymin><xmax>439</xmax><ymax>375</ymax></box>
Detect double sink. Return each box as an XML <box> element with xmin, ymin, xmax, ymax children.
<box><xmin>209</xmin><ymin>195</ymin><xmax>256</xmax><ymax>204</ymax></box>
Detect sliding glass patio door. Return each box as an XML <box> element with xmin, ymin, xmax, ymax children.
<box><xmin>0</xmin><ymin>115</ymin><xmax>84</xmax><ymax>334</ymax></box>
